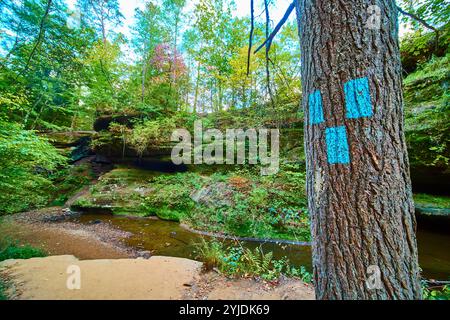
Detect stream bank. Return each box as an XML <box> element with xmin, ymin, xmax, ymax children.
<box><xmin>0</xmin><ymin>209</ymin><xmax>316</xmax><ymax>300</ymax></box>
<box><xmin>1</xmin><ymin>205</ymin><xmax>449</xmax><ymax>281</ymax></box>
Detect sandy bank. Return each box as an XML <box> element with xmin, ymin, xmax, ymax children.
<box><xmin>0</xmin><ymin>255</ymin><xmax>315</xmax><ymax>300</ymax></box>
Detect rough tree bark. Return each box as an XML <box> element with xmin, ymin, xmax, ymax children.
<box><xmin>295</xmin><ymin>0</ymin><xmax>422</xmax><ymax>299</ymax></box>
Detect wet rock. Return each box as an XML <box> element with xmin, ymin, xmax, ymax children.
<box><xmin>70</xmin><ymin>136</ymin><xmax>94</xmax><ymax>162</ymax></box>
<box><xmin>416</xmin><ymin>206</ymin><xmax>450</xmax><ymax>233</ymax></box>
<box><xmin>137</xmin><ymin>251</ymin><xmax>152</xmax><ymax>259</ymax></box>
<box><xmin>416</xmin><ymin>206</ymin><xmax>450</xmax><ymax>217</ymax></box>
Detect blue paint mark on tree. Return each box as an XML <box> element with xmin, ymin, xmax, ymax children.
<box><xmin>325</xmin><ymin>126</ymin><xmax>350</xmax><ymax>164</ymax></box>
<box><xmin>309</xmin><ymin>76</ymin><xmax>373</xmax><ymax>165</ymax></box>
<box><xmin>309</xmin><ymin>90</ymin><xmax>324</xmax><ymax>125</ymax></box>
<box><xmin>344</xmin><ymin>77</ymin><xmax>373</xmax><ymax>119</ymax></box>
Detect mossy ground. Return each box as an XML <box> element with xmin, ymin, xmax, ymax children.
<box><xmin>414</xmin><ymin>194</ymin><xmax>450</xmax><ymax>209</ymax></box>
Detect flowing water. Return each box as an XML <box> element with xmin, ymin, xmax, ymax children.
<box><xmin>71</xmin><ymin>213</ymin><xmax>449</xmax><ymax>281</ymax></box>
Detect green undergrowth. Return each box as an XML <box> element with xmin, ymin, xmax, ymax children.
<box><xmin>72</xmin><ymin>165</ymin><xmax>450</xmax><ymax>243</ymax></box>
<box><xmin>0</xmin><ymin>122</ymin><xmax>98</xmax><ymax>215</ymax></box>
<box><xmin>0</xmin><ymin>280</ymin><xmax>6</xmax><ymax>300</ymax></box>
<box><xmin>423</xmin><ymin>283</ymin><xmax>450</xmax><ymax>300</ymax></box>
<box><xmin>404</xmin><ymin>54</ymin><xmax>450</xmax><ymax>169</ymax></box>
<box><xmin>0</xmin><ymin>238</ymin><xmax>47</xmax><ymax>262</ymax></box>
<box><xmin>194</xmin><ymin>238</ymin><xmax>312</xmax><ymax>282</ymax></box>
<box><xmin>146</xmin><ymin>164</ymin><xmax>311</xmax><ymax>241</ymax></box>
<box><xmin>0</xmin><ymin>238</ymin><xmax>47</xmax><ymax>300</ymax></box>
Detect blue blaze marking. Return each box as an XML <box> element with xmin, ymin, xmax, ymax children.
<box><xmin>325</xmin><ymin>126</ymin><xmax>350</xmax><ymax>164</ymax></box>
<box><xmin>344</xmin><ymin>77</ymin><xmax>373</xmax><ymax>119</ymax></box>
<box><xmin>309</xmin><ymin>90</ymin><xmax>324</xmax><ymax>125</ymax></box>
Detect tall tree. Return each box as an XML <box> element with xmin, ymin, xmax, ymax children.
<box><xmin>295</xmin><ymin>0</ymin><xmax>422</xmax><ymax>299</ymax></box>
<box><xmin>76</xmin><ymin>0</ymin><xmax>123</xmax><ymax>43</ymax></box>
<box><xmin>76</xmin><ymin>0</ymin><xmax>126</xmax><ymax>115</ymax></box>
<box><xmin>162</xmin><ymin>0</ymin><xmax>186</xmax><ymax>107</ymax></box>
<box><xmin>191</xmin><ymin>0</ymin><xmax>246</xmax><ymax>112</ymax></box>
<box><xmin>131</xmin><ymin>1</ymin><xmax>162</xmax><ymax>103</ymax></box>
<box><xmin>0</xmin><ymin>0</ymin><xmax>96</xmax><ymax>130</ymax></box>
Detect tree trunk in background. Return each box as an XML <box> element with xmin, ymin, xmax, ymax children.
<box><xmin>193</xmin><ymin>61</ymin><xmax>201</xmax><ymax>114</ymax></box>
<box><xmin>296</xmin><ymin>0</ymin><xmax>422</xmax><ymax>299</ymax></box>
<box><xmin>141</xmin><ymin>58</ymin><xmax>147</xmax><ymax>103</ymax></box>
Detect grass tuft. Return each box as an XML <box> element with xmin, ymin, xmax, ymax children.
<box><xmin>0</xmin><ymin>238</ymin><xmax>46</xmax><ymax>262</ymax></box>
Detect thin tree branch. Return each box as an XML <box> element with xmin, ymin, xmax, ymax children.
<box><xmin>268</xmin><ymin>57</ymin><xmax>292</xmax><ymax>92</ymax></box>
<box><xmin>17</xmin><ymin>0</ymin><xmax>53</xmax><ymax>77</ymax></box>
<box><xmin>396</xmin><ymin>5</ymin><xmax>440</xmax><ymax>51</ymax></box>
<box><xmin>247</xmin><ymin>0</ymin><xmax>255</xmax><ymax>76</ymax></box>
<box><xmin>254</xmin><ymin>0</ymin><xmax>296</xmax><ymax>54</ymax></box>
<box><xmin>396</xmin><ymin>5</ymin><xmax>438</xmax><ymax>33</ymax></box>
<box><xmin>264</xmin><ymin>0</ymin><xmax>275</xmax><ymax>108</ymax></box>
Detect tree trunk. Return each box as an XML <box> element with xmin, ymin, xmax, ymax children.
<box><xmin>296</xmin><ymin>0</ymin><xmax>422</xmax><ymax>300</ymax></box>
<box><xmin>101</xmin><ymin>18</ymin><xmax>106</xmax><ymax>44</ymax></box>
<box><xmin>218</xmin><ymin>81</ymin><xmax>223</xmax><ymax>111</ymax></box>
<box><xmin>142</xmin><ymin>60</ymin><xmax>147</xmax><ymax>103</ymax></box>
<box><xmin>193</xmin><ymin>60</ymin><xmax>201</xmax><ymax>114</ymax></box>
<box><xmin>19</xmin><ymin>0</ymin><xmax>52</xmax><ymax>77</ymax></box>
<box><xmin>264</xmin><ymin>0</ymin><xmax>275</xmax><ymax>109</ymax></box>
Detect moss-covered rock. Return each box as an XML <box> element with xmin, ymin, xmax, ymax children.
<box><xmin>71</xmin><ymin>167</ymin><xmax>158</xmax><ymax>217</ymax></box>
<box><xmin>414</xmin><ymin>194</ymin><xmax>450</xmax><ymax>217</ymax></box>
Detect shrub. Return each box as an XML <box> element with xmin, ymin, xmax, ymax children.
<box><xmin>0</xmin><ymin>279</ymin><xmax>7</xmax><ymax>301</ymax></box>
<box><xmin>0</xmin><ymin>237</ymin><xmax>47</xmax><ymax>299</ymax></box>
<box><xmin>0</xmin><ymin>238</ymin><xmax>47</xmax><ymax>262</ymax></box>
<box><xmin>194</xmin><ymin>239</ymin><xmax>312</xmax><ymax>282</ymax></box>
<box><xmin>128</xmin><ymin>118</ymin><xmax>177</xmax><ymax>157</ymax></box>
<box><xmin>143</xmin><ymin>173</ymin><xmax>203</xmax><ymax>221</ymax></box>
<box><xmin>0</xmin><ymin>121</ymin><xmax>67</xmax><ymax>214</ymax></box>
<box><xmin>423</xmin><ymin>283</ymin><xmax>450</xmax><ymax>300</ymax></box>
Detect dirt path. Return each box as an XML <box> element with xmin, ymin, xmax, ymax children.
<box><xmin>0</xmin><ymin>255</ymin><xmax>315</xmax><ymax>300</ymax></box>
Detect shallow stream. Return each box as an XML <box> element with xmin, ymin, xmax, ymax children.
<box><xmin>71</xmin><ymin>213</ymin><xmax>450</xmax><ymax>281</ymax></box>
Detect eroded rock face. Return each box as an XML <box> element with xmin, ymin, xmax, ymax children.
<box><xmin>190</xmin><ymin>182</ymin><xmax>234</xmax><ymax>208</ymax></box>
